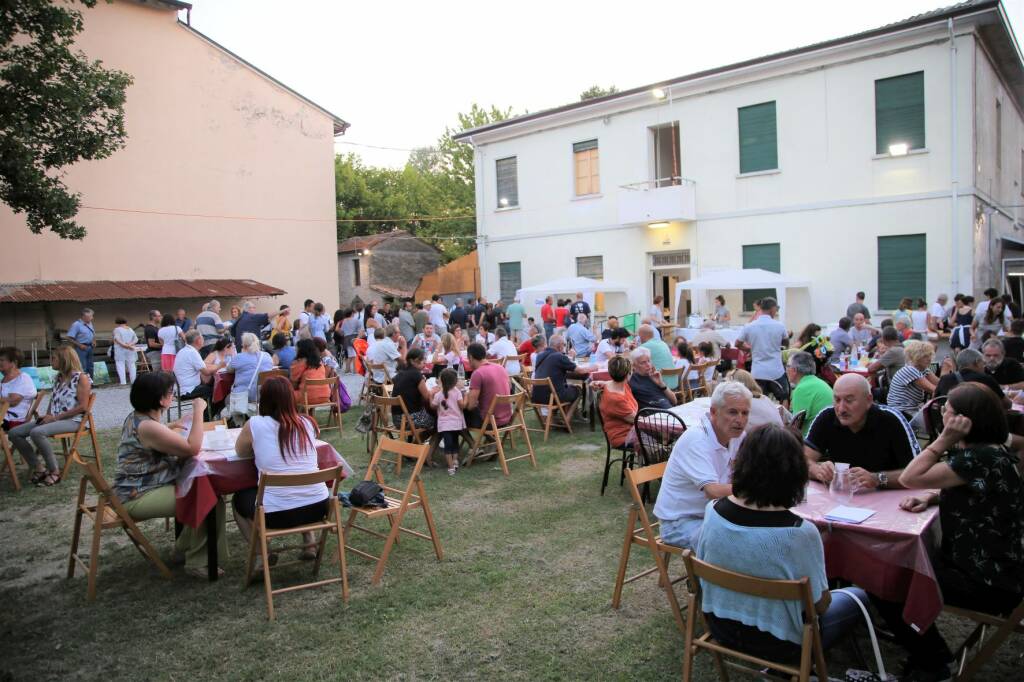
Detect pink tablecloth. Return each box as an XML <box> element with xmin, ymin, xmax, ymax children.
<box><xmin>175</xmin><ymin>432</ymin><xmax>352</xmax><ymax>528</ymax></box>
<box><xmin>794</xmin><ymin>482</ymin><xmax>942</xmax><ymax>631</ymax></box>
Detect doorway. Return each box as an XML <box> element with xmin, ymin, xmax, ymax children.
<box><xmin>650</xmin><ymin>251</ymin><xmax>691</xmax><ymax>324</ymax></box>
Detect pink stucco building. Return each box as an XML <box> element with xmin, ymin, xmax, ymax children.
<box><xmin>0</xmin><ymin>0</ymin><xmax>346</xmax><ymax>350</ymax></box>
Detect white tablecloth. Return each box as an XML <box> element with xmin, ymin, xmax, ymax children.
<box><xmin>668</xmin><ymin>397</ymin><xmax>712</xmax><ymax>429</ymax></box>
<box><xmin>673</xmin><ymin>328</ymin><xmax>741</xmax><ymax>345</ymax></box>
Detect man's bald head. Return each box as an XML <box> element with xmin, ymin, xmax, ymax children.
<box><xmin>833</xmin><ymin>373</ymin><xmax>871</xmax><ymax>397</ymax></box>
<box><xmin>832</xmin><ymin>373</ymin><xmax>872</xmax><ymax>430</ymax></box>
<box><xmin>637</xmin><ymin>324</ymin><xmax>654</xmax><ymax>342</ymax></box>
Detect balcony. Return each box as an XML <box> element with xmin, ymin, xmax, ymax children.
<box><xmin>617</xmin><ymin>177</ymin><xmax>696</xmax><ymax>226</ymax></box>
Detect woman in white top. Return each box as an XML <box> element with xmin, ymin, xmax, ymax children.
<box><xmin>111</xmin><ymin>316</ymin><xmax>139</xmax><ymax>384</ymax></box>
<box><xmin>731</xmin><ymin>370</ymin><xmax>786</xmax><ymax>430</ymax></box>
<box><xmin>1</xmin><ymin>346</ymin><xmax>37</xmax><ymax>430</ymax></box>
<box><xmin>205</xmin><ymin>337</ymin><xmax>236</xmax><ymax>370</ymax></box>
<box><xmin>157</xmin><ymin>313</ymin><xmax>184</xmax><ymax>371</ymax></box>
<box><xmin>232</xmin><ymin>375</ymin><xmax>329</xmax><ymax>562</ymax></box>
<box><xmin>910</xmin><ymin>298</ymin><xmax>930</xmax><ymax>335</ymax></box>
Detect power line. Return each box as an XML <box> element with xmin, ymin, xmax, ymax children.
<box><xmin>335</xmin><ymin>140</ymin><xmax>443</xmax><ymax>153</ymax></box>
<box><xmin>79</xmin><ymin>204</ymin><xmax>475</xmax><ymax>224</ymax></box>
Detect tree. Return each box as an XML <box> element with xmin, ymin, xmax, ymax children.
<box><xmin>579</xmin><ymin>84</ymin><xmax>618</xmax><ymax>101</ymax></box>
<box><xmin>0</xmin><ymin>0</ymin><xmax>133</xmax><ymax>239</ymax></box>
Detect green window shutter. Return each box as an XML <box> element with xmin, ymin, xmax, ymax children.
<box><xmin>499</xmin><ymin>261</ymin><xmax>521</xmax><ymax>303</ymax></box>
<box><xmin>738</xmin><ymin>101</ymin><xmax>778</xmax><ymax>173</ymax></box>
<box><xmin>877</xmin><ymin>234</ymin><xmax>926</xmax><ymax>309</ymax></box>
<box><xmin>875</xmin><ymin>72</ymin><xmax>925</xmax><ymax>154</ymax></box>
<box><xmin>742</xmin><ymin>243</ymin><xmax>780</xmax><ymax>312</ymax></box>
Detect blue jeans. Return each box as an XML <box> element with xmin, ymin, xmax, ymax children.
<box><xmin>75</xmin><ymin>346</ymin><xmax>94</xmax><ymax>378</ymax></box>
<box><xmin>543</xmin><ymin>322</ymin><xmax>555</xmax><ymax>340</ymax></box>
<box><xmin>659</xmin><ymin>516</ymin><xmax>703</xmax><ymax>549</ymax></box>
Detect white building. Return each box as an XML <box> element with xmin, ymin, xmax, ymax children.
<box><xmin>456</xmin><ymin>0</ymin><xmax>1024</xmax><ymax>330</ymax></box>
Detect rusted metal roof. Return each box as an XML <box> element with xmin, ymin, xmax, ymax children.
<box><xmin>337</xmin><ymin>231</ymin><xmax>404</xmax><ymax>254</ymax></box>
<box><xmin>0</xmin><ymin>279</ymin><xmax>286</xmax><ymax>303</ymax></box>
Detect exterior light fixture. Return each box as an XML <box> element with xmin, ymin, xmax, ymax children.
<box><xmin>652</xmin><ymin>87</ymin><xmax>667</xmax><ymax>100</ymax></box>
<box><xmin>362</xmin><ymin>249</ymin><xmax>371</xmax><ymax>256</ymax></box>
<box><xmin>499</xmin><ymin>197</ymin><xmax>509</xmax><ymax>207</ymax></box>
<box><xmin>648</xmin><ymin>221</ymin><xmax>670</xmax><ymax>229</ymax></box>
<box><xmin>888</xmin><ymin>142</ymin><xmax>909</xmax><ymax>156</ymax></box>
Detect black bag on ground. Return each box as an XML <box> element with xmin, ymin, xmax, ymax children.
<box><xmin>348</xmin><ymin>480</ymin><xmax>384</xmax><ymax>507</ymax></box>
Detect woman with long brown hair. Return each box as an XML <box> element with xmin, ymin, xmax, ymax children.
<box><xmin>232</xmin><ymin>376</ymin><xmax>328</xmax><ymax>561</ymax></box>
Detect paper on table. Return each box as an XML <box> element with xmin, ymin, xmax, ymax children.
<box><xmin>202</xmin><ymin>432</ymin><xmax>235</xmax><ymax>452</ymax></box>
<box><xmin>824</xmin><ymin>505</ymin><xmax>876</xmax><ymax>524</ymax></box>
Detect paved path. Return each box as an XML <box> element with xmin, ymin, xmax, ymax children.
<box><xmin>91</xmin><ymin>373</ymin><xmax>366</xmax><ymax>430</ymax></box>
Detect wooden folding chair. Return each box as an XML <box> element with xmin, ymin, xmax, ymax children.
<box><xmin>52</xmin><ymin>392</ymin><xmax>102</xmax><ymax>480</ymax></box>
<box><xmin>660</xmin><ymin>366</ymin><xmax>687</xmax><ymax>404</ymax></box>
<box><xmin>258</xmin><ymin>368</ymin><xmax>289</xmax><ymax>388</ymax></box>
<box><xmin>611</xmin><ymin>462</ymin><xmax>687</xmax><ymax>633</ymax></box>
<box><xmin>0</xmin><ymin>404</ymin><xmax>22</xmax><ymax>491</ymax></box>
<box><xmin>465</xmin><ymin>393</ymin><xmax>536</xmax><ymax>475</ymax></box>
<box><xmin>300</xmin><ymin>376</ymin><xmax>342</xmax><ymax>432</ymax></box>
<box><xmin>944</xmin><ymin>597</ymin><xmax>1024</xmax><ymax>680</ymax></box>
<box><xmin>243</xmin><ymin>466</ymin><xmax>349</xmax><ymax>620</ymax></box>
<box><xmin>515</xmin><ymin>353</ymin><xmax>530</xmax><ymax>377</ymax></box>
<box><xmin>368</xmin><ymin>394</ymin><xmax>431</xmax><ymax>473</ymax></box>
<box><xmin>67</xmin><ymin>450</ymin><xmax>173</xmax><ymax>600</ymax></box>
<box><xmin>359</xmin><ymin>358</ymin><xmax>389</xmax><ymax>405</ymax></box>
<box><xmin>518</xmin><ymin>376</ymin><xmax>575</xmax><ymax>442</ymax></box>
<box><xmin>680</xmin><ymin>550</ymin><xmax>828</xmax><ymax>682</ymax></box>
<box><xmin>688</xmin><ymin>361</ymin><xmax>717</xmax><ymax>399</ymax></box>
<box><xmin>344</xmin><ymin>439</ymin><xmax>443</xmax><ymax>585</ymax></box>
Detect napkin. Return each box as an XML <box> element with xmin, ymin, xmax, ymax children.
<box><xmin>824</xmin><ymin>505</ymin><xmax>875</xmax><ymax>524</ymax></box>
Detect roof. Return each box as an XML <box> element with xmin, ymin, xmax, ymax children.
<box><xmin>370</xmin><ymin>284</ymin><xmax>418</xmax><ymax>299</ymax></box>
<box><xmin>178</xmin><ymin>22</ymin><xmax>350</xmax><ymax>135</ymax></box>
<box><xmin>337</xmin><ymin>230</ymin><xmax>441</xmax><ymax>254</ymax></box>
<box><xmin>0</xmin><ymin>279</ymin><xmax>286</xmax><ymax>304</ymax></box>
<box><xmin>455</xmin><ymin>0</ymin><xmax>1000</xmax><ymax>141</ymax></box>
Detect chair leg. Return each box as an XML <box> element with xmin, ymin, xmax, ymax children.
<box><xmin>601</xmin><ymin>447</ymin><xmax>614</xmax><ymax>495</ymax></box>
<box><xmin>519</xmin><ymin>421</ymin><xmax>536</xmax><ymax>468</ymax></box>
<box><xmin>958</xmin><ymin>622</ymin><xmax>1017</xmax><ymax>680</ymax></box>
<box><xmin>243</xmin><ymin>514</ymin><xmax>259</xmax><ymax>587</ymax></box>
<box><xmin>1</xmin><ymin>441</ymin><xmax>20</xmax><ymax>491</ymax></box>
<box><xmin>417</xmin><ymin>479</ymin><xmax>444</xmax><ymax>561</ymax></box>
<box><xmin>682</xmin><ymin>594</ymin><xmax>698</xmax><ymax>682</ymax></box>
<box><xmin>257</xmin><ymin>513</ymin><xmax>275</xmax><ymax>620</ymax></box>
<box><xmin>67</xmin><ymin>500</ymin><xmax>85</xmax><ymax>578</ymax></box>
<box><xmin>611</xmin><ymin>508</ymin><xmax>638</xmax><ymax>609</ymax></box>
<box><xmin>87</xmin><ymin>497</ymin><xmax>105</xmax><ymax>601</ymax></box>
<box><xmin>494</xmin><ymin>429</ymin><xmax>510</xmax><ymax>476</ymax></box>
<box><xmin>330</xmin><ymin>501</ymin><xmax>350</xmax><ymax>603</ymax></box>
<box><xmin>371</xmin><ymin>511</ymin><xmax>404</xmax><ymax>585</ymax></box>
<box><xmin>60</xmin><ymin>440</ymin><xmax>75</xmax><ymax>480</ymax></box>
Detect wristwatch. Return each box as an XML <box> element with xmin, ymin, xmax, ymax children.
<box><xmin>875</xmin><ymin>471</ymin><xmax>888</xmax><ymax>488</ymax></box>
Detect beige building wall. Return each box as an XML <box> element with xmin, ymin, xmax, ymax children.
<box><xmin>1</xmin><ymin>1</ymin><xmax>340</xmax><ymax>314</ymax></box>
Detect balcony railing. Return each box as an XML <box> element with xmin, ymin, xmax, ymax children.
<box><xmin>618</xmin><ymin>176</ymin><xmax>696</xmax><ymax>225</ymax></box>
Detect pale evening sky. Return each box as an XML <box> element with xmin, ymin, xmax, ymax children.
<box><xmin>184</xmin><ymin>0</ymin><xmax>1024</xmax><ymax>168</ymax></box>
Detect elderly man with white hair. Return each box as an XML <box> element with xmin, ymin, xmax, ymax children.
<box><xmin>691</xmin><ymin>320</ymin><xmax>729</xmax><ymax>360</ymax></box>
<box><xmin>232</xmin><ymin>300</ymin><xmax>286</xmax><ymax>351</ymax></box>
<box><xmin>654</xmin><ymin>381</ymin><xmax>752</xmax><ymax>549</ymax></box>
<box><xmin>565</xmin><ymin>313</ymin><xmax>597</xmax><ymax>359</ymax></box>
<box><xmin>628</xmin><ymin>346</ymin><xmax>677</xmax><ymax>409</ymax></box>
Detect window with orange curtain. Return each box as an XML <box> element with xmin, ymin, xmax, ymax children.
<box><xmin>573</xmin><ymin>139</ymin><xmax>599</xmax><ymax>196</ymax></box>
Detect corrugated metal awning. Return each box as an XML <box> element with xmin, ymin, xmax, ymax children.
<box><xmin>0</xmin><ymin>279</ymin><xmax>286</xmax><ymax>303</ymax></box>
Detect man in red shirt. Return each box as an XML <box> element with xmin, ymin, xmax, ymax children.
<box><xmin>518</xmin><ymin>334</ymin><xmax>542</xmax><ymax>368</ymax></box>
<box><xmin>554</xmin><ymin>299</ymin><xmax>570</xmax><ymax>330</ymax></box>
<box><xmin>465</xmin><ymin>342</ymin><xmax>512</xmax><ymax>428</ymax></box>
<box><xmin>540</xmin><ymin>295</ymin><xmax>556</xmax><ymax>340</ymax></box>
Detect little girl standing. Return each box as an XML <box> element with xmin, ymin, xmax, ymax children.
<box><xmin>430</xmin><ymin>368</ymin><xmax>466</xmax><ymax>476</ymax></box>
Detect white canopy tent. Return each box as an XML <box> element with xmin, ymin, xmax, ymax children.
<box><xmin>674</xmin><ymin>268</ymin><xmax>810</xmax><ymax>325</ymax></box>
<box><xmin>515</xmin><ymin>276</ymin><xmax>631</xmax><ymax>309</ymax></box>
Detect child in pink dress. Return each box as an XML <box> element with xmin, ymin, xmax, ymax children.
<box><xmin>430</xmin><ymin>368</ymin><xmax>466</xmax><ymax>475</ymax></box>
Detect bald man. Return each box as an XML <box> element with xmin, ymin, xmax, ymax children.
<box><xmin>804</xmin><ymin>374</ymin><xmax>919</xmax><ymax>491</ymax></box>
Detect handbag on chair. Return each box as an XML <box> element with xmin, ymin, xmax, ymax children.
<box><xmin>228</xmin><ymin>357</ymin><xmax>263</xmax><ymax>417</ymax></box>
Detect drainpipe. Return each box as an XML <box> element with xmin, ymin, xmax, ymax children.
<box><xmin>949</xmin><ymin>17</ymin><xmax>960</xmax><ymax>294</ymax></box>
<box><xmin>471</xmin><ymin>137</ymin><xmax>486</xmax><ymax>298</ymax></box>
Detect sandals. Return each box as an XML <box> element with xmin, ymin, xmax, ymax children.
<box><xmin>29</xmin><ymin>470</ymin><xmax>48</xmax><ymax>485</ymax></box>
<box><xmin>35</xmin><ymin>472</ymin><xmax>61</xmax><ymax>487</ymax></box>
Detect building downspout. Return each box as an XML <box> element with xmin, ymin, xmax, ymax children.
<box><xmin>470</xmin><ymin>137</ymin><xmax>486</xmax><ymax>297</ymax></box>
<box><xmin>949</xmin><ymin>17</ymin><xmax>960</xmax><ymax>295</ymax></box>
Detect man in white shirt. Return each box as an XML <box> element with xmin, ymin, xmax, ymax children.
<box><xmin>412</xmin><ymin>323</ymin><xmax>442</xmax><ymax>355</ymax></box>
<box><xmin>297</xmin><ymin>298</ymin><xmax>314</xmax><ymax>330</ymax></box>
<box><xmin>487</xmin><ymin>327</ymin><xmax>520</xmax><ymax>375</ymax></box>
<box><xmin>930</xmin><ymin>294</ymin><xmax>949</xmax><ymax>325</ymax></box>
<box><xmin>736</xmin><ymin>296</ymin><xmax>790</xmax><ymax>400</ymax></box>
<box><xmin>654</xmin><ymin>381</ymin><xmax>751</xmax><ymax>549</ymax></box>
<box><xmin>427</xmin><ymin>295</ymin><xmax>448</xmax><ymax>333</ymax></box>
<box><xmin>366</xmin><ymin>326</ymin><xmax>405</xmax><ymax>384</ymax></box>
<box><xmin>691</xmin><ymin>321</ymin><xmax>729</xmax><ymax>360</ymax></box>
<box><xmin>175</xmin><ymin>331</ymin><xmax>219</xmax><ymax>400</ymax></box>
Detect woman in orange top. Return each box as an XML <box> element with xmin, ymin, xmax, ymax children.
<box><xmin>598</xmin><ymin>355</ymin><xmax>638</xmax><ymax>448</ymax></box>
<box><xmin>351</xmin><ymin>330</ymin><xmax>368</xmax><ymax>376</ymax></box>
<box><xmin>290</xmin><ymin>339</ymin><xmax>330</xmax><ymax>406</ymax></box>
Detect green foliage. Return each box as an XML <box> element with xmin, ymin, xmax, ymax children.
<box><xmin>336</xmin><ymin>104</ymin><xmax>514</xmax><ymax>262</ymax></box>
<box><xmin>579</xmin><ymin>84</ymin><xmax>618</xmax><ymax>101</ymax></box>
<box><xmin>0</xmin><ymin>0</ymin><xmax>133</xmax><ymax>239</ymax></box>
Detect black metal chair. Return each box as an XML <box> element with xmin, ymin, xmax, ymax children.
<box><xmin>923</xmin><ymin>395</ymin><xmax>948</xmax><ymax>442</ymax></box>
<box><xmin>788</xmin><ymin>409</ymin><xmax>807</xmax><ymax>434</ymax></box>
<box><xmin>594</xmin><ymin>391</ymin><xmax>635</xmax><ymax>496</ymax></box>
<box><xmin>632</xmin><ymin>408</ymin><xmax>686</xmax><ymax>503</ymax></box>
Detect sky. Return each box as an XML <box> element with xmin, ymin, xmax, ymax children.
<box><xmin>184</xmin><ymin>0</ymin><xmax>1024</xmax><ymax>169</ymax></box>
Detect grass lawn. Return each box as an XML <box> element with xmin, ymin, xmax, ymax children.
<box><xmin>1</xmin><ymin>417</ymin><xmax>1022</xmax><ymax>681</ymax></box>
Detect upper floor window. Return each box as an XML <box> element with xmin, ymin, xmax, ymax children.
<box><xmin>573</xmin><ymin>139</ymin><xmax>600</xmax><ymax>196</ymax></box>
<box><xmin>651</xmin><ymin>122</ymin><xmax>681</xmax><ymax>187</ymax></box>
<box><xmin>737</xmin><ymin>101</ymin><xmax>778</xmax><ymax>174</ymax></box>
<box><xmin>576</xmin><ymin>255</ymin><xmax>604</xmax><ymax>280</ymax></box>
<box><xmin>875</xmin><ymin>71</ymin><xmax>924</xmax><ymax>155</ymax></box>
<box><xmin>495</xmin><ymin>156</ymin><xmax>518</xmax><ymax>208</ymax></box>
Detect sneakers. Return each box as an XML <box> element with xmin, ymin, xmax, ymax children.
<box><xmin>447</xmin><ymin>467</ymin><xmax>456</xmax><ymax>476</ymax></box>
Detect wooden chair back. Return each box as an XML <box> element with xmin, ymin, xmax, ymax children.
<box><xmin>368</xmin><ymin>394</ymin><xmax>426</xmax><ymax>473</ymax></box>
<box><xmin>611</xmin><ymin>461</ymin><xmax>686</xmax><ymax>633</ymax></box>
<box><xmin>517</xmin><ymin>375</ymin><xmax>574</xmax><ymax>441</ymax></box>
<box><xmin>257</xmin><ymin>369</ymin><xmax>288</xmax><ymax>387</ymax></box>
<box><xmin>515</xmin><ymin>353</ymin><xmax>530</xmax><ymax>374</ymax></box>
<box><xmin>300</xmin><ymin>376</ymin><xmax>341</xmax><ymax>432</ymax></box>
<box><xmin>660</xmin><ymin>366</ymin><xmax>688</xmax><ymax>403</ymax></box>
<box><xmin>0</xmin><ymin>403</ymin><xmax>21</xmax><ymax>491</ymax></box>
<box><xmin>365</xmin><ymin>361</ymin><xmax>392</xmax><ymax>384</ymax></box>
<box><xmin>944</xmin><ymin>597</ymin><xmax>1024</xmax><ymax>680</ymax></box>
<box><xmin>243</xmin><ymin>466</ymin><xmax>348</xmax><ymax>620</ymax></box>
<box><xmin>689</xmin><ymin>360</ymin><xmax>717</xmax><ymax>398</ymax></box>
<box><xmin>680</xmin><ymin>550</ymin><xmax>827</xmax><ymax>682</ymax></box>
<box><xmin>465</xmin><ymin>392</ymin><xmax>536</xmax><ymax>475</ymax></box>
<box><xmin>54</xmin><ymin>392</ymin><xmax>101</xmax><ymax>479</ymax></box>
<box><xmin>344</xmin><ymin>439</ymin><xmax>443</xmax><ymax>585</ymax></box>
<box><xmin>67</xmin><ymin>450</ymin><xmax>172</xmax><ymax>600</ymax></box>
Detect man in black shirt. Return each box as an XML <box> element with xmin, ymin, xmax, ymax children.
<box><xmin>531</xmin><ymin>335</ymin><xmax>593</xmax><ymax>407</ymax></box>
<box><xmin>448</xmin><ymin>298</ymin><xmax>468</xmax><ymax>330</ymax></box>
<box><xmin>804</xmin><ymin>374</ymin><xmax>919</xmax><ymax>491</ymax></box>
<box><xmin>470</xmin><ymin>297</ymin><xmax>487</xmax><ymax>335</ymax></box>
<box><xmin>1001</xmin><ymin>319</ymin><xmax>1024</xmax><ymax>362</ymax></box>
<box><xmin>627</xmin><ymin>347</ymin><xmax>677</xmax><ymax>410</ymax></box>
<box><xmin>935</xmin><ymin>348</ymin><xmax>1005</xmax><ymax>400</ymax></box>
<box><xmin>143</xmin><ymin>309</ymin><xmax>162</xmax><ymax>370</ymax></box>
<box><xmin>569</xmin><ymin>292</ymin><xmax>591</xmax><ymax>324</ymax></box>
<box><xmin>981</xmin><ymin>338</ymin><xmax>1024</xmax><ymax>388</ymax></box>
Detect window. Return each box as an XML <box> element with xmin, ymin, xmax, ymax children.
<box><xmin>496</xmin><ymin>156</ymin><xmax>518</xmax><ymax>208</ymax></box>
<box><xmin>996</xmin><ymin>100</ymin><xmax>1002</xmax><ymax>171</ymax></box>
<box><xmin>878</xmin><ymin>234</ymin><xmax>926</xmax><ymax>309</ymax></box>
<box><xmin>499</xmin><ymin>261</ymin><xmax>521</xmax><ymax>303</ymax></box>
<box><xmin>651</xmin><ymin>123</ymin><xmax>681</xmax><ymax>187</ymax></box>
<box><xmin>1020</xmin><ymin>149</ymin><xmax>1023</xmax><ymax>197</ymax></box>
<box><xmin>875</xmin><ymin>71</ymin><xmax>925</xmax><ymax>154</ymax></box>
<box><xmin>573</xmin><ymin>139</ymin><xmax>600</xmax><ymax>196</ymax></box>
<box><xmin>742</xmin><ymin>243</ymin><xmax>780</xmax><ymax>312</ymax></box>
<box><xmin>737</xmin><ymin>101</ymin><xmax>778</xmax><ymax>174</ymax></box>
<box><xmin>576</xmin><ymin>255</ymin><xmax>604</xmax><ymax>280</ymax></box>
<box><xmin>352</xmin><ymin>258</ymin><xmax>360</xmax><ymax>287</ymax></box>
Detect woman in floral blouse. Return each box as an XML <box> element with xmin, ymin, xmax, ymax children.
<box><xmin>874</xmin><ymin>382</ymin><xmax>1023</xmax><ymax>681</ymax></box>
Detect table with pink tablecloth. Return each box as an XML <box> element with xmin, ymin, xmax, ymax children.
<box><xmin>793</xmin><ymin>482</ymin><xmax>942</xmax><ymax>630</ymax></box>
